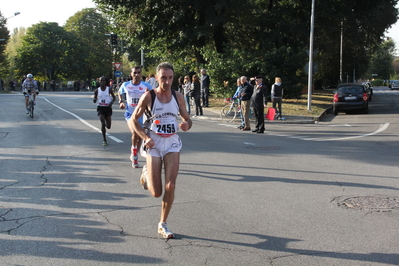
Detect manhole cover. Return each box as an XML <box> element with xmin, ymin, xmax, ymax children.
<box><xmin>340</xmin><ymin>196</ymin><xmax>399</xmax><ymax>210</ymax></box>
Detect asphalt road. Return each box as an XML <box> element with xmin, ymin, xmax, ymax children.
<box><xmin>0</xmin><ymin>87</ymin><xmax>398</xmax><ymax>266</ymax></box>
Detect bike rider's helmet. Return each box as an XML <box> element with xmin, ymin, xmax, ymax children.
<box><xmin>27</xmin><ymin>74</ymin><xmax>33</xmax><ymax>79</ymax></box>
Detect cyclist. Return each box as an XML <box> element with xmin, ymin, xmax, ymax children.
<box><xmin>22</xmin><ymin>74</ymin><xmax>38</xmax><ymax>114</ymax></box>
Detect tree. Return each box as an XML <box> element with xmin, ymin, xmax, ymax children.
<box><xmin>0</xmin><ymin>11</ymin><xmax>10</xmax><ymax>78</ymax></box>
<box><xmin>15</xmin><ymin>22</ymin><xmax>86</xmax><ymax>81</ymax></box>
<box><xmin>64</xmin><ymin>8</ymin><xmax>112</xmax><ymax>80</ymax></box>
<box><xmin>94</xmin><ymin>0</ymin><xmax>398</xmax><ymax>98</ymax></box>
<box><xmin>368</xmin><ymin>39</ymin><xmax>396</xmax><ymax>80</ymax></box>
<box><xmin>5</xmin><ymin>27</ymin><xmax>26</xmax><ymax>80</ymax></box>
<box><xmin>313</xmin><ymin>0</ymin><xmax>398</xmax><ymax>85</ymax></box>
<box><xmin>392</xmin><ymin>58</ymin><xmax>399</xmax><ymax>79</ymax></box>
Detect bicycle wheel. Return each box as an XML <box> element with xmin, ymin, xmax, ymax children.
<box><xmin>221</xmin><ymin>104</ymin><xmax>238</xmax><ymax>122</ymax></box>
<box><xmin>29</xmin><ymin>100</ymin><xmax>34</xmax><ymax>118</ymax></box>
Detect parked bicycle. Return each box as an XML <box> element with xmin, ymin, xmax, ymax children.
<box><xmin>220</xmin><ymin>97</ymin><xmax>254</xmax><ymax>122</ymax></box>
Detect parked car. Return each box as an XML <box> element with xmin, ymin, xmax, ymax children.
<box><xmin>333</xmin><ymin>83</ymin><xmax>369</xmax><ymax>115</ymax></box>
<box><xmin>389</xmin><ymin>80</ymin><xmax>398</xmax><ymax>89</ymax></box>
<box><xmin>362</xmin><ymin>82</ymin><xmax>373</xmax><ymax>101</ymax></box>
<box><xmin>391</xmin><ymin>80</ymin><xmax>399</xmax><ymax>90</ymax></box>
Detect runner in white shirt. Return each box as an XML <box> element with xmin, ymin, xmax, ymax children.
<box><xmin>93</xmin><ymin>76</ymin><xmax>116</xmax><ymax>146</ymax></box>
<box><xmin>129</xmin><ymin>62</ymin><xmax>192</xmax><ymax>239</ymax></box>
<box><xmin>118</xmin><ymin>66</ymin><xmax>152</xmax><ymax>168</ymax></box>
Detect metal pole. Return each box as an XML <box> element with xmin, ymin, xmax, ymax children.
<box><xmin>340</xmin><ymin>19</ymin><xmax>343</xmax><ymax>84</ymax></box>
<box><xmin>307</xmin><ymin>0</ymin><xmax>315</xmax><ymax>111</ymax></box>
<box><xmin>141</xmin><ymin>47</ymin><xmax>144</xmax><ymax>68</ymax></box>
<box><xmin>353</xmin><ymin>68</ymin><xmax>356</xmax><ymax>83</ymax></box>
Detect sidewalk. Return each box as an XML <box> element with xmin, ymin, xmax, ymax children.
<box><xmin>195</xmin><ymin>106</ymin><xmax>331</xmax><ymax>124</ymax></box>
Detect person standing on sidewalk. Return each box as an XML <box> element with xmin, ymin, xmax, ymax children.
<box><xmin>93</xmin><ymin>76</ymin><xmax>116</xmax><ymax>146</ymax></box>
<box><xmin>251</xmin><ymin>76</ymin><xmax>268</xmax><ymax>133</ymax></box>
<box><xmin>233</xmin><ymin>78</ymin><xmax>244</xmax><ymax>129</ymax></box>
<box><xmin>130</xmin><ymin>62</ymin><xmax>192</xmax><ymax>239</ymax></box>
<box><xmin>118</xmin><ymin>66</ymin><xmax>152</xmax><ymax>168</ymax></box>
<box><xmin>200</xmin><ymin>69</ymin><xmax>210</xmax><ymax>107</ymax></box>
<box><xmin>191</xmin><ymin>74</ymin><xmax>203</xmax><ymax>117</ymax></box>
<box><xmin>183</xmin><ymin>75</ymin><xmax>192</xmax><ymax>115</ymax></box>
<box><xmin>240</xmin><ymin>76</ymin><xmax>253</xmax><ymax>131</ymax></box>
<box><xmin>271</xmin><ymin>77</ymin><xmax>284</xmax><ymax>120</ymax></box>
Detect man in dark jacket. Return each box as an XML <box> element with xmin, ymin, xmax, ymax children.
<box><xmin>251</xmin><ymin>76</ymin><xmax>268</xmax><ymax>133</ymax></box>
<box><xmin>240</xmin><ymin>76</ymin><xmax>253</xmax><ymax>131</ymax></box>
<box><xmin>200</xmin><ymin>69</ymin><xmax>210</xmax><ymax>107</ymax></box>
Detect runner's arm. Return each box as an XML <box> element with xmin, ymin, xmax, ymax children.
<box><xmin>110</xmin><ymin>89</ymin><xmax>116</xmax><ymax>104</ymax></box>
<box><xmin>176</xmin><ymin>91</ymin><xmax>192</xmax><ymax>131</ymax></box>
<box><xmin>93</xmin><ymin>89</ymin><xmax>98</xmax><ymax>103</ymax></box>
<box><xmin>129</xmin><ymin>92</ymin><xmax>153</xmax><ymax>146</ymax></box>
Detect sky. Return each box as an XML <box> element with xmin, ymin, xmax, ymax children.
<box><xmin>2</xmin><ymin>0</ymin><xmax>96</xmax><ymax>31</ymax></box>
<box><xmin>2</xmin><ymin>1</ymin><xmax>399</xmax><ymax>49</ymax></box>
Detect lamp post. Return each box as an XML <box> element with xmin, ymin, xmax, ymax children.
<box><xmin>339</xmin><ymin>19</ymin><xmax>343</xmax><ymax>84</ymax></box>
<box><xmin>7</xmin><ymin>12</ymin><xmax>20</xmax><ymax>20</ymax></box>
<box><xmin>0</xmin><ymin>12</ymin><xmax>20</xmax><ymax>42</ymax></box>
<box><xmin>307</xmin><ymin>0</ymin><xmax>315</xmax><ymax>111</ymax></box>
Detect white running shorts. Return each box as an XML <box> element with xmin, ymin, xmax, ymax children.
<box><xmin>143</xmin><ymin>132</ymin><xmax>182</xmax><ymax>159</ymax></box>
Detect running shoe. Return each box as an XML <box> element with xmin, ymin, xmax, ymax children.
<box><xmin>140</xmin><ymin>165</ymin><xmax>148</xmax><ymax>190</ymax></box>
<box><xmin>25</xmin><ymin>109</ymin><xmax>29</xmax><ymax>114</ymax></box>
<box><xmin>132</xmin><ymin>161</ymin><xmax>139</xmax><ymax>168</ymax></box>
<box><xmin>102</xmin><ymin>140</ymin><xmax>108</xmax><ymax>146</ymax></box>
<box><xmin>131</xmin><ymin>148</ymin><xmax>139</xmax><ymax>168</ymax></box>
<box><xmin>158</xmin><ymin>222</ymin><xmax>174</xmax><ymax>239</ymax></box>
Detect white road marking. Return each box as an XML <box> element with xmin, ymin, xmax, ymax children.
<box><xmin>42</xmin><ymin>97</ymin><xmax>123</xmax><ymax>143</ymax></box>
<box><xmin>216</xmin><ymin>120</ymin><xmax>390</xmax><ymax>142</ymax></box>
<box><xmin>314</xmin><ymin>123</ymin><xmax>390</xmax><ymax>141</ymax></box>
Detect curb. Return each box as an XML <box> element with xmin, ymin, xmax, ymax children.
<box><xmin>196</xmin><ymin>106</ymin><xmax>332</xmax><ymax>124</ymax></box>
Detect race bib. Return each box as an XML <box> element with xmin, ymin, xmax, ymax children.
<box><xmin>151</xmin><ymin>118</ymin><xmax>177</xmax><ymax>137</ymax></box>
<box><xmin>98</xmin><ymin>99</ymin><xmax>109</xmax><ymax>107</ymax></box>
<box><xmin>130</xmin><ymin>96</ymin><xmax>140</xmax><ymax>107</ymax></box>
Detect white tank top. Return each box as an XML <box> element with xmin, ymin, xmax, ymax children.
<box><xmin>149</xmin><ymin>93</ymin><xmax>179</xmax><ymax>137</ymax></box>
<box><xmin>97</xmin><ymin>87</ymin><xmax>112</xmax><ymax>107</ymax></box>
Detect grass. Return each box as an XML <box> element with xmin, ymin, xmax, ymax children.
<box><xmin>208</xmin><ymin>90</ymin><xmax>333</xmax><ymax>118</ymax></box>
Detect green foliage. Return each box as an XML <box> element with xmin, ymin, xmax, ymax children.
<box><xmin>368</xmin><ymin>39</ymin><xmax>396</xmax><ymax>80</ymax></box>
<box><xmin>0</xmin><ymin>11</ymin><xmax>10</xmax><ymax>77</ymax></box>
<box><xmin>392</xmin><ymin>58</ymin><xmax>399</xmax><ymax>79</ymax></box>
<box><xmin>371</xmin><ymin>79</ymin><xmax>385</xmax><ymax>86</ymax></box>
<box><xmin>93</xmin><ymin>0</ymin><xmax>398</xmax><ymax>98</ymax></box>
<box><xmin>15</xmin><ymin>22</ymin><xmax>86</xmax><ymax>81</ymax></box>
<box><xmin>64</xmin><ymin>8</ymin><xmax>112</xmax><ymax>80</ymax></box>
<box><xmin>5</xmin><ymin>28</ymin><xmax>26</xmax><ymax>79</ymax></box>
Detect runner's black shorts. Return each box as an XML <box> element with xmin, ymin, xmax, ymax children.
<box><xmin>97</xmin><ymin>106</ymin><xmax>113</xmax><ymax>117</ymax></box>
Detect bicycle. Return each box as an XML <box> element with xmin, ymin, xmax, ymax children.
<box><xmin>220</xmin><ymin>98</ymin><xmax>254</xmax><ymax>122</ymax></box>
<box><xmin>220</xmin><ymin>97</ymin><xmax>239</xmax><ymax>122</ymax></box>
<box><xmin>27</xmin><ymin>92</ymin><xmax>35</xmax><ymax>118</ymax></box>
